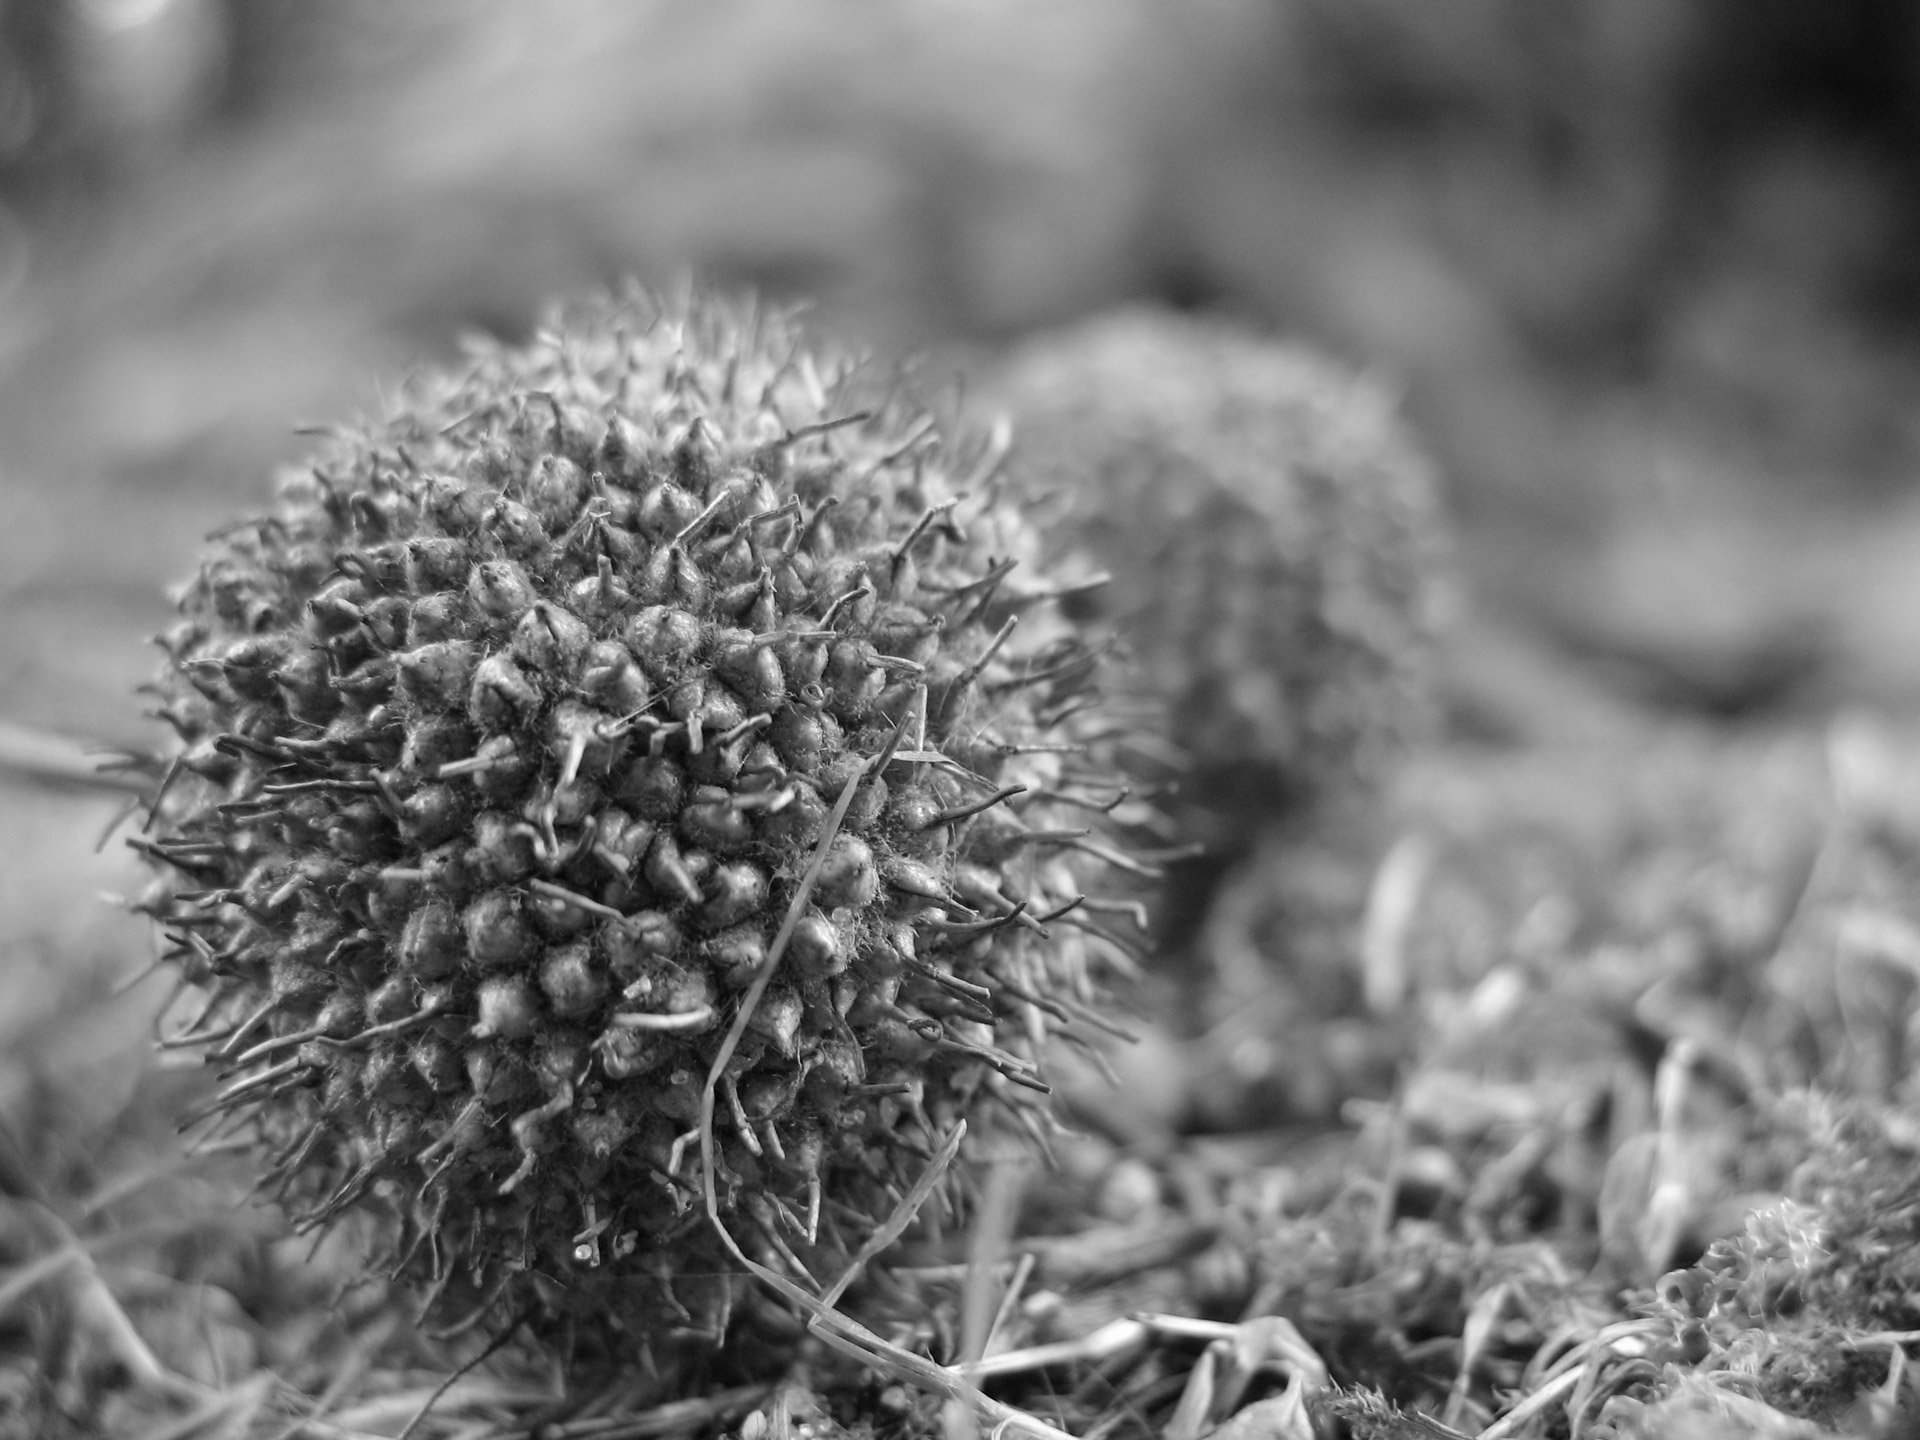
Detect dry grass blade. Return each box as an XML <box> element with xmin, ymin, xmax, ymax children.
<box><xmin>266</xmin><ymin>1312</ymin><xmax>399</xmax><ymax>1440</ymax></box>
<box><xmin>697</xmin><ymin>698</ymin><xmax>918</xmax><ymax>1255</ymax></box>
<box><xmin>1</xmin><ymin>1200</ymin><xmax>210</xmax><ymax>1404</ymax></box>
<box><xmin>0</xmin><ymin>1242</ymin><xmax>83</xmax><ymax>1316</ymax></box>
<box><xmin>960</xmin><ymin>1318</ymin><xmax>1151</xmax><ymax>1382</ymax></box>
<box><xmin>820</xmin><ymin>1119</ymin><xmax>967</xmax><ymax>1310</ymax></box>
<box><xmin>1473</xmin><ymin>1367</ymin><xmax>1581</xmax><ymax>1440</ymax></box>
<box><xmin>133</xmin><ymin>1373</ymin><xmax>274</xmax><ymax>1440</ymax></box>
<box><xmin>537</xmin><ymin>1383</ymin><xmax>772</xmax><ymax>1439</ymax></box>
<box><xmin>958</xmin><ymin>1156</ymin><xmax>1026</xmax><ymax>1369</ymax></box>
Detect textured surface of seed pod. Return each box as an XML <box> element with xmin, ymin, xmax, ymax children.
<box><xmin>998</xmin><ymin>306</ymin><xmax>1451</xmax><ymax>831</ymax></box>
<box><xmin>137</xmin><ymin>288</ymin><xmax>1147</xmax><ymax>1356</ymax></box>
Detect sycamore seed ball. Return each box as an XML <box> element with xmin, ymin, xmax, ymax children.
<box><xmin>998</xmin><ymin>307</ymin><xmax>1450</xmax><ymax>833</ymax></box>
<box><xmin>139</xmin><ymin>290</ymin><xmax>1145</xmax><ymax>1350</ymax></box>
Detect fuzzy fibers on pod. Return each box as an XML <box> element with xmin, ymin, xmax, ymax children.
<box><xmin>997</xmin><ymin>307</ymin><xmax>1450</xmax><ymax>832</ymax></box>
<box><xmin>137</xmin><ymin>290</ymin><xmax>1145</xmax><ymax>1352</ymax></box>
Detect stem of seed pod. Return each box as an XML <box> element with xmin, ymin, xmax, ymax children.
<box><xmin>817</xmin><ymin>580</ymin><xmax>873</xmax><ymax>630</ymax></box>
<box><xmin>1052</xmin><ymin>992</ymin><xmax>1138</xmax><ymax>1043</ymax></box>
<box><xmin>918</xmin><ymin>785</ymin><xmax>1026</xmax><ymax>830</ymax></box>
<box><xmin>994</xmin><ymin>641</ymin><xmax>1108</xmax><ymax>695</ymax></box>
<box><xmin>1077</xmin><ymin>896</ymin><xmax>1149</xmax><ymax>931</ymax></box>
<box><xmin>126</xmin><ymin>836</ymin><xmax>228</xmax><ymax>876</ymax></box>
<box><xmin>712</xmin><ymin>713</ymin><xmax>773</xmax><ymax>749</ymax></box>
<box><xmin>534</xmin><ymin>808</ymin><xmax>562</xmax><ymax>866</ymax></box>
<box><xmin>318</xmin><ymin>1002</ymin><xmax>442</xmax><ymax>1051</ymax></box>
<box><xmin>873</xmin><ymin>414</ymin><xmax>937</xmax><ymax>468</ymax></box>
<box><xmin>727</xmin><ymin>786</ymin><xmax>794</xmax><ymax>813</ymax></box>
<box><xmin>1031</xmin><ymin>785</ymin><xmax>1131</xmax><ymax>815</ymax></box>
<box><xmin>933</xmin><ymin>557</ymin><xmax>1017</xmax><ymax>607</ymax></box>
<box><xmin>986</xmin><ymin>973</ymin><xmax>1070</xmax><ymax>1025</ymax></box>
<box><xmin>955</xmin><ymin>617</ymin><xmax>1019</xmax><ymax>692</ymax></box>
<box><xmin>609</xmin><ymin>1007</ymin><xmax>715</xmax><ymax>1032</ymax></box>
<box><xmin>140</xmin><ymin>752</ymin><xmax>185</xmax><ymax>834</ymax></box>
<box><xmin>558</xmin><ymin>728</ymin><xmax>590</xmax><ymax>789</ymax></box>
<box><xmin>728</xmin><ymin>497</ymin><xmax>802</xmax><ymax>547</ymax></box>
<box><xmin>1030</xmin><ymin>895</ymin><xmax>1086</xmax><ymax>925</ymax></box>
<box><xmin>157</xmin><ymin>1005</ymin><xmax>242</xmax><ymax>1050</ymax></box>
<box><xmin>1004</xmin><ymin>573</ymin><xmax>1113</xmax><ymax>607</ymax></box>
<box><xmin>696</xmin><ymin>746</ymin><xmax>880</xmax><ymax>1260</ymax></box>
<box><xmin>1051</xmin><ymin>913</ymin><xmax>1149</xmax><ymax>964</ymax></box>
<box><xmin>922</xmin><ymin>908</ymin><xmax>1031</xmax><ymax>949</ymax></box>
<box><xmin>261</xmin><ymin>777</ymin><xmax>380</xmax><ymax>795</ymax></box>
<box><xmin>771</xmin><ymin>412</ymin><xmax>870</xmax><ymax>452</ymax></box>
<box><xmin>1064</xmin><ymin>836</ymin><xmax>1164</xmax><ymax>879</ymax></box>
<box><xmin>724</xmin><ymin>1075</ymin><xmax>762</xmax><ymax>1157</ymax></box>
<box><xmin>759</xmin><ymin>1120</ymin><xmax>785</xmax><ymax>1163</ymax></box>
<box><xmin>213</xmin><ymin>732</ymin><xmax>299</xmax><ymax>766</ymax></box>
<box><xmin>789</xmin><ymin>495</ymin><xmax>839</xmax><ymax>557</ymax></box>
<box><xmin>891</xmin><ymin>499</ymin><xmax>962</xmax><ymax>571</ymax></box>
<box><xmin>204</xmin><ymin>1054</ymin><xmax>308</xmax><ymax>1113</ymax></box>
<box><xmin>673</xmin><ymin>493</ymin><xmax>730</xmax><ymax>546</ymax></box>
<box><xmin>212</xmin><ymin>996</ymin><xmax>284</xmax><ymax>1060</ymax></box>
<box><xmin>901</xmin><ymin>954</ymin><xmax>995</xmax><ymax>1003</ymax></box>
<box><xmin>223</xmin><ymin>1020</ymin><xmax>337</xmax><ymax>1071</ymax></box>
<box><xmin>1015</xmin><ymin>827</ymin><xmax>1093</xmax><ymax>849</ymax></box>
<box><xmin>500</xmin><ymin>1083</ymin><xmax>573</xmax><ymax>1195</ymax></box>
<box><xmin>436</xmin><ymin>749</ymin><xmax>513</xmax><ymax>780</ymax></box>
<box><xmin>527</xmin><ymin>878</ymin><xmax>629</xmax><ymax>924</ymax></box>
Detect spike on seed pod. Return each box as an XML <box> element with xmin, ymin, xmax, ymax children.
<box><xmin>136</xmin><ymin>287</ymin><xmax>1153</xmax><ymax>1353</ymax></box>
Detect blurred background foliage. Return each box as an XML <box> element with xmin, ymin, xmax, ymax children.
<box><xmin>10</xmin><ymin>0</ymin><xmax>1920</xmax><ymax>739</ymax></box>
<box><xmin>7</xmin><ymin>0</ymin><xmax>1920</xmax><ymax>1049</ymax></box>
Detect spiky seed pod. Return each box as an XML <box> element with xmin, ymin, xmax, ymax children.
<box><xmin>138</xmin><ymin>289</ymin><xmax>1146</xmax><ymax>1354</ymax></box>
<box><xmin>997</xmin><ymin>307</ymin><xmax>1450</xmax><ymax>838</ymax></box>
